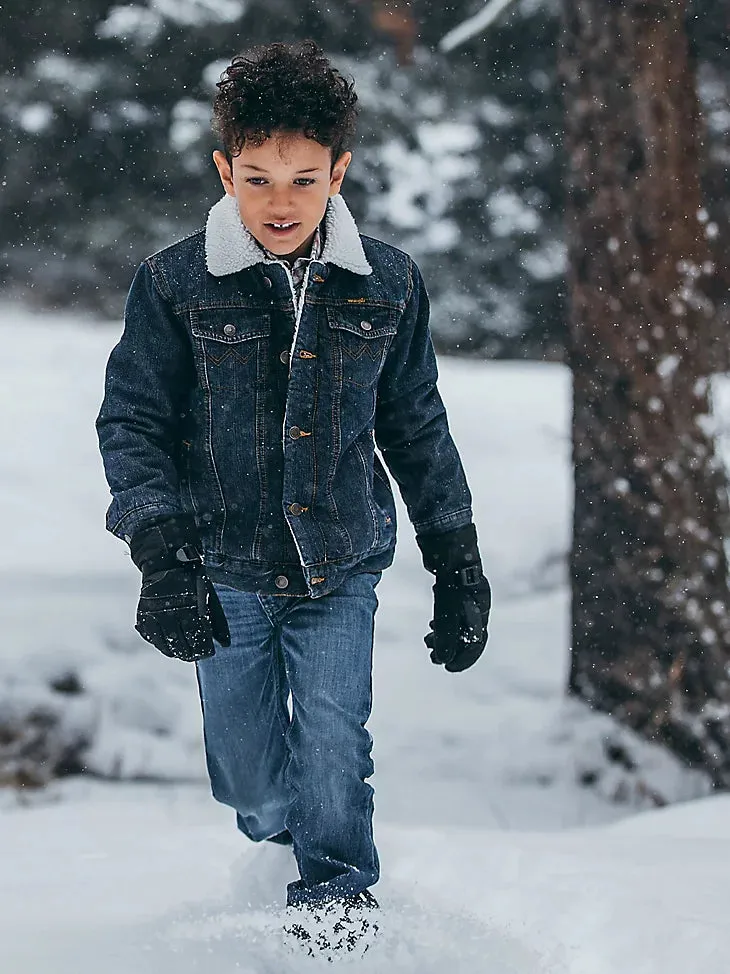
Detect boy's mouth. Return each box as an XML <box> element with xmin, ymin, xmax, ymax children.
<box><xmin>265</xmin><ymin>222</ymin><xmax>300</xmax><ymax>237</ymax></box>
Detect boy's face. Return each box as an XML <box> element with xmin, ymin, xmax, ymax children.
<box><xmin>212</xmin><ymin>132</ymin><xmax>351</xmax><ymax>263</ymax></box>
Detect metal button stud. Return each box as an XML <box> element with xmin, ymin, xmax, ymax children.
<box><xmin>289</xmin><ymin>426</ymin><xmax>302</xmax><ymax>439</ymax></box>
<box><xmin>223</xmin><ymin>323</ymin><xmax>237</xmax><ymax>337</ymax></box>
<box><xmin>275</xmin><ymin>575</ymin><xmax>289</xmax><ymax>589</ymax></box>
<box><xmin>288</xmin><ymin>503</ymin><xmax>305</xmax><ymax>516</ymax></box>
<box><xmin>280</xmin><ymin>350</ymin><xmax>290</xmax><ymax>365</ymax></box>
<box><xmin>262</xmin><ymin>276</ymin><xmax>273</xmax><ymax>288</ymax></box>
<box><xmin>360</xmin><ymin>320</ymin><xmax>372</xmax><ymax>331</ymax></box>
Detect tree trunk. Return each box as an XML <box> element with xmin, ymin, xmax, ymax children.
<box><xmin>560</xmin><ymin>0</ymin><xmax>730</xmax><ymax>784</ymax></box>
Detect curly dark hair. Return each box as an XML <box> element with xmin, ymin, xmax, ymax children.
<box><xmin>212</xmin><ymin>40</ymin><xmax>358</xmax><ymax>168</ymax></box>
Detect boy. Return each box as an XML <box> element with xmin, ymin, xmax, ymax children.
<box><xmin>96</xmin><ymin>39</ymin><xmax>490</xmax><ymax>957</ymax></box>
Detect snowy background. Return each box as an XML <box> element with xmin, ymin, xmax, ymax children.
<box><xmin>3</xmin><ymin>302</ymin><xmax>729</xmax><ymax>972</ymax></box>
<box><xmin>4</xmin><ymin>1</ymin><xmax>728</xmax><ymax>355</ymax></box>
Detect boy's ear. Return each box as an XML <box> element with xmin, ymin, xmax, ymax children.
<box><xmin>329</xmin><ymin>151</ymin><xmax>352</xmax><ymax>197</ymax></box>
<box><xmin>213</xmin><ymin>150</ymin><xmax>236</xmax><ymax>196</ymax></box>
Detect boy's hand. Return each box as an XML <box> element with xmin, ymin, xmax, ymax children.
<box><xmin>425</xmin><ymin>573</ymin><xmax>491</xmax><ymax>672</ymax></box>
<box><xmin>130</xmin><ymin>516</ymin><xmax>231</xmax><ymax>662</ymax></box>
<box><xmin>417</xmin><ymin>524</ymin><xmax>491</xmax><ymax>673</ymax></box>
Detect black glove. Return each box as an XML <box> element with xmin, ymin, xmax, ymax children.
<box><xmin>416</xmin><ymin>524</ymin><xmax>491</xmax><ymax>673</ymax></box>
<box><xmin>129</xmin><ymin>515</ymin><xmax>231</xmax><ymax>662</ymax></box>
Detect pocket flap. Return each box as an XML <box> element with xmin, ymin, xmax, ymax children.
<box><xmin>326</xmin><ymin>307</ymin><xmax>397</xmax><ymax>340</ymax></box>
<box><xmin>191</xmin><ymin>309</ymin><xmax>270</xmax><ymax>344</ymax></box>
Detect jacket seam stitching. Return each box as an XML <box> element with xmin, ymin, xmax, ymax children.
<box><xmin>145</xmin><ymin>257</ymin><xmax>175</xmax><ymax>304</ymax></box>
<box><xmin>252</xmin><ymin>340</ymin><xmax>268</xmax><ymax>562</ymax></box>
<box><xmin>198</xmin><ymin>334</ymin><xmax>228</xmax><ymax>548</ymax></box>
<box><xmin>406</xmin><ymin>255</ymin><xmax>415</xmax><ymax>305</ymax></box>
<box><xmin>354</xmin><ymin>438</ymin><xmax>380</xmax><ymax>546</ymax></box>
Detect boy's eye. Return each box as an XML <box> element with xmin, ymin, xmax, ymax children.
<box><xmin>244</xmin><ymin>177</ymin><xmax>316</xmax><ymax>187</ymax></box>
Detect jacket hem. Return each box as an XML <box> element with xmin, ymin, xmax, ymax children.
<box><xmin>205</xmin><ymin>543</ymin><xmax>395</xmax><ymax>598</ymax></box>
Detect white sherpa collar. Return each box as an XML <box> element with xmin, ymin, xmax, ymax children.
<box><xmin>205</xmin><ymin>193</ymin><xmax>372</xmax><ymax>278</ymax></box>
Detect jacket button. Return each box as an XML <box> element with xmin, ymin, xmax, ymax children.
<box><xmin>360</xmin><ymin>320</ymin><xmax>372</xmax><ymax>331</ymax></box>
<box><xmin>288</xmin><ymin>503</ymin><xmax>305</xmax><ymax>516</ymax></box>
<box><xmin>289</xmin><ymin>426</ymin><xmax>301</xmax><ymax>439</ymax></box>
<box><xmin>280</xmin><ymin>350</ymin><xmax>290</xmax><ymax>365</ymax></box>
<box><xmin>223</xmin><ymin>323</ymin><xmax>237</xmax><ymax>337</ymax></box>
<box><xmin>262</xmin><ymin>276</ymin><xmax>273</xmax><ymax>288</ymax></box>
<box><xmin>275</xmin><ymin>575</ymin><xmax>289</xmax><ymax>589</ymax></box>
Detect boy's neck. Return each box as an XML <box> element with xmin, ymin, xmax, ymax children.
<box><xmin>283</xmin><ymin>229</ymin><xmax>317</xmax><ymax>264</ymax></box>
<box><xmin>262</xmin><ymin>226</ymin><xmax>321</xmax><ymax>266</ymax></box>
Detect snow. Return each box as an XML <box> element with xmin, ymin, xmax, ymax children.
<box><xmin>151</xmin><ymin>0</ymin><xmax>247</xmax><ymax>27</ymax></box>
<box><xmin>417</xmin><ymin>122</ymin><xmax>480</xmax><ymax>156</ymax></box>
<box><xmin>18</xmin><ymin>103</ymin><xmax>54</xmax><ymax>133</ymax></box>
<box><xmin>99</xmin><ymin>1</ymin><xmax>246</xmax><ymax>42</ymax></box>
<box><xmin>1</xmin><ymin>302</ymin><xmax>727</xmax><ymax>971</ymax></box>
<box><xmin>116</xmin><ymin>100</ymin><xmax>153</xmax><ymax>125</ymax></box>
<box><xmin>367</xmin><ymin>124</ymin><xmax>480</xmax><ymax>233</ymax></box>
<box><xmin>487</xmin><ymin>188</ymin><xmax>542</xmax><ymax>237</ymax></box>
<box><xmin>34</xmin><ymin>55</ymin><xmax>104</xmax><ymax>94</ymax></box>
<box><xmin>203</xmin><ymin>58</ymin><xmax>232</xmax><ymax>92</ymax></box>
<box><xmin>519</xmin><ymin>242</ymin><xmax>567</xmax><ymax>281</ymax></box>
<box><xmin>96</xmin><ymin>6</ymin><xmax>163</xmax><ymax>45</ymax></box>
<box><xmin>169</xmin><ymin>99</ymin><xmax>210</xmax><ymax>153</ymax></box>
<box><xmin>480</xmin><ymin>97</ymin><xmax>519</xmax><ymax>129</ymax></box>
<box><xmin>657</xmin><ymin>354</ymin><xmax>681</xmax><ymax>381</ymax></box>
<box><xmin>4</xmin><ymin>783</ymin><xmax>730</xmax><ymax>972</ymax></box>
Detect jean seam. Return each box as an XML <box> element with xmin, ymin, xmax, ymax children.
<box><xmin>255</xmin><ymin>591</ymin><xmax>276</xmax><ymax>627</ymax></box>
<box><xmin>270</xmin><ymin>630</ymin><xmax>292</xmax><ymax>739</ymax></box>
<box><xmin>276</xmin><ymin>612</ymin><xmax>301</xmax><ymax>850</ymax></box>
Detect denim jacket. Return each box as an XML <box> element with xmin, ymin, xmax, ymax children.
<box><xmin>96</xmin><ymin>193</ymin><xmax>473</xmax><ymax>598</ymax></box>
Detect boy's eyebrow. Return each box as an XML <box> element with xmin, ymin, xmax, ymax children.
<box><xmin>240</xmin><ymin>164</ymin><xmax>323</xmax><ymax>173</ymax></box>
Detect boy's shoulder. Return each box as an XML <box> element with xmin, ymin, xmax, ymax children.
<box><xmin>144</xmin><ymin>228</ymin><xmax>207</xmax><ymax>287</ymax></box>
<box><xmin>144</xmin><ymin>227</ymin><xmax>208</xmax><ymax>306</ymax></box>
<box><xmin>358</xmin><ymin>233</ymin><xmax>419</xmax><ymax>297</ymax></box>
<box><xmin>359</xmin><ymin>232</ymin><xmax>411</xmax><ymax>267</ymax></box>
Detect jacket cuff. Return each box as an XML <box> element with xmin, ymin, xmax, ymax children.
<box><xmin>416</xmin><ymin>523</ymin><xmax>481</xmax><ymax>576</ymax></box>
<box><xmin>129</xmin><ymin>514</ymin><xmax>201</xmax><ymax>573</ymax></box>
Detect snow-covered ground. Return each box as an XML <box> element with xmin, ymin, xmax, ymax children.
<box><xmin>1</xmin><ymin>303</ymin><xmax>725</xmax><ymax>972</ymax></box>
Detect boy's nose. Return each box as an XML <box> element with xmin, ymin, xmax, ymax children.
<box><xmin>269</xmin><ymin>188</ymin><xmax>294</xmax><ymax>209</ymax></box>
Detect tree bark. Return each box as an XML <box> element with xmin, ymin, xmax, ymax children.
<box><xmin>561</xmin><ymin>0</ymin><xmax>730</xmax><ymax>783</ymax></box>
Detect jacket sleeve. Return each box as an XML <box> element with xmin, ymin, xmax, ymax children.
<box><xmin>96</xmin><ymin>259</ymin><xmax>195</xmax><ymax>542</ymax></box>
<box><xmin>374</xmin><ymin>257</ymin><xmax>473</xmax><ymax>536</ymax></box>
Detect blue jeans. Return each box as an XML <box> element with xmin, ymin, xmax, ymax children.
<box><xmin>195</xmin><ymin>571</ymin><xmax>381</xmax><ymax>907</ymax></box>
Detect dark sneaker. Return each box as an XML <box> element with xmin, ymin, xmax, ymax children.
<box><xmin>283</xmin><ymin>890</ymin><xmax>380</xmax><ymax>958</ymax></box>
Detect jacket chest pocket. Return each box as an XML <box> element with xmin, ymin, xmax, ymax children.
<box><xmin>327</xmin><ymin>307</ymin><xmax>398</xmax><ymax>389</ymax></box>
<box><xmin>190</xmin><ymin>309</ymin><xmax>270</xmax><ymax>393</ymax></box>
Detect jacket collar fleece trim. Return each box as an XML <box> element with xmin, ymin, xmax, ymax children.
<box><xmin>205</xmin><ymin>193</ymin><xmax>373</xmax><ymax>278</ymax></box>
